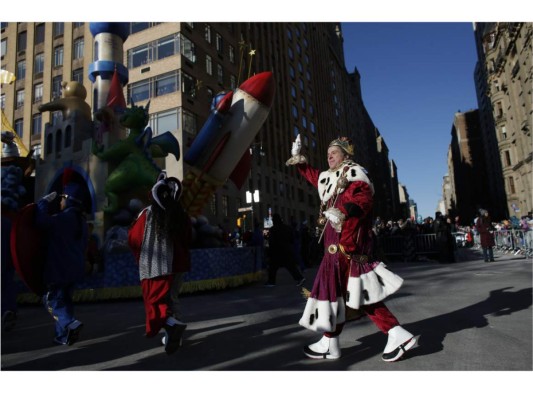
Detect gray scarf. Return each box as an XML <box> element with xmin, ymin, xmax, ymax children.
<box><xmin>138</xmin><ymin>207</ymin><xmax>174</xmax><ymax>280</ymax></box>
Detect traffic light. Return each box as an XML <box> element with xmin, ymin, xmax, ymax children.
<box><xmin>237</xmin><ymin>217</ymin><xmax>243</xmax><ymax>227</ymax></box>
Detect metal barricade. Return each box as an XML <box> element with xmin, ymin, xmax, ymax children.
<box><xmin>493</xmin><ymin>229</ymin><xmax>532</xmax><ymax>258</ymax></box>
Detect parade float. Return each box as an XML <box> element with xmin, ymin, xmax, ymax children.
<box><xmin>4</xmin><ymin>23</ymin><xmax>275</xmax><ymax>304</ymax></box>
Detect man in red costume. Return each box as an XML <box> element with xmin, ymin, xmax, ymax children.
<box><xmin>286</xmin><ymin>135</ymin><xmax>417</xmax><ymax>362</ymax></box>
<box><xmin>128</xmin><ymin>171</ymin><xmax>192</xmax><ymax>355</ymax></box>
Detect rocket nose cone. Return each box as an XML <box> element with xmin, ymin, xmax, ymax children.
<box><xmin>239</xmin><ymin>71</ymin><xmax>275</xmax><ymax>108</ymax></box>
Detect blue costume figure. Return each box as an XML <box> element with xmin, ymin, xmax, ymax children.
<box><xmin>35</xmin><ymin>169</ymin><xmax>88</xmax><ymax>345</ymax></box>
<box><xmin>1</xmin><ymin>162</ymin><xmax>27</xmax><ymax>331</ymax></box>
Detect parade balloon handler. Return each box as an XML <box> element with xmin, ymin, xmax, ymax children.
<box><xmin>35</xmin><ymin>168</ymin><xmax>88</xmax><ymax>345</ymax></box>
<box><xmin>128</xmin><ymin>171</ymin><xmax>192</xmax><ymax>355</ymax></box>
<box><xmin>286</xmin><ymin>134</ymin><xmax>417</xmax><ymax>361</ymax></box>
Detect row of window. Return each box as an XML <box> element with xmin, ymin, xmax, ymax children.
<box><xmin>15</xmin><ymin>23</ymin><xmax>77</xmax><ymax>53</ymax></box>
<box><xmin>127</xmin><ymin>33</ymin><xmax>195</xmax><ymax>68</ymax></box>
<box><xmin>11</xmin><ymin>38</ymin><xmax>83</xmax><ymax>81</ymax></box>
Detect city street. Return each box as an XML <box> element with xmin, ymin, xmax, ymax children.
<box><xmin>1</xmin><ymin>247</ymin><xmax>531</xmax><ymax>398</ymax></box>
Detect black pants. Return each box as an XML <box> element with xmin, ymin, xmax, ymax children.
<box><xmin>267</xmin><ymin>262</ymin><xmax>303</xmax><ymax>284</ymax></box>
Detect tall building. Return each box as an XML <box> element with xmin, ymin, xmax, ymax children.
<box><xmin>473</xmin><ymin>22</ymin><xmax>532</xmax><ymax>219</ymax></box>
<box><xmin>449</xmin><ymin>109</ymin><xmax>490</xmax><ymax>223</ymax></box>
<box><xmin>1</xmin><ymin>22</ymin><xmax>404</xmax><ymax>233</ymax></box>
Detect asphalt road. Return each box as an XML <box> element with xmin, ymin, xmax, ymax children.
<box><xmin>1</xmin><ymin>247</ymin><xmax>531</xmax><ymax>397</ymax></box>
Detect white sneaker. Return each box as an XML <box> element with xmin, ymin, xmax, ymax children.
<box><xmin>303</xmin><ymin>335</ymin><xmax>341</xmax><ymax>359</ymax></box>
<box><xmin>382</xmin><ymin>325</ymin><xmax>417</xmax><ymax>362</ymax></box>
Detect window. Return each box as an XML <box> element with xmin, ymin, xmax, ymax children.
<box><xmin>130</xmin><ymin>43</ymin><xmax>151</xmax><ymax>68</ymax></box>
<box><xmin>509</xmin><ymin>177</ymin><xmax>516</xmax><ymax>194</ymax></box>
<box><xmin>34</xmin><ymin>53</ymin><xmax>45</xmax><ymax>74</ymax></box>
<box><xmin>16</xmin><ymin>60</ymin><xmax>26</xmax><ymax>80</ymax></box>
<box><xmin>229</xmin><ymin>45</ymin><xmax>235</xmax><ymax>63</ymax></box>
<box><xmin>54</xmin><ymin>46</ymin><xmax>64</xmax><ymax>67</ymax></box>
<box><xmin>52</xmin><ymin>111</ymin><xmax>62</xmax><ymax>125</ymax></box>
<box><xmin>302</xmin><ymin>116</ymin><xmax>307</xmax><ymax>129</ymax></box>
<box><xmin>288</xmin><ymin>47</ymin><xmax>293</xmax><ymax>60</ymax></box>
<box><xmin>217</xmin><ymin>64</ymin><xmax>223</xmax><ymax>83</ymax></box>
<box><xmin>33</xmin><ymin>83</ymin><xmax>43</xmax><ymax>103</ymax></box>
<box><xmin>130</xmin><ymin>79</ymin><xmax>150</xmax><ymax>102</ymax></box>
<box><xmin>32</xmin><ymin>114</ymin><xmax>42</xmax><ymax>136</ymax></box>
<box><xmin>182</xmin><ymin>72</ymin><xmax>196</xmax><ymax>98</ymax></box>
<box><xmin>301</xmin><ymin>98</ymin><xmax>306</xmax><ymax>110</ymax></box>
<box><xmin>157</xmin><ymin>35</ymin><xmax>175</xmax><ymax>61</ymax></box>
<box><xmin>131</xmin><ymin>22</ymin><xmax>149</xmax><ymax>34</ymax></box>
<box><xmin>230</xmin><ymin>75</ymin><xmax>236</xmax><ymax>89</ymax></box>
<box><xmin>52</xmin><ymin>75</ymin><xmax>63</xmax><ymax>99</ymax></box>
<box><xmin>72</xmin><ymin>68</ymin><xmax>83</xmax><ymax>83</ymax></box>
<box><xmin>73</xmin><ymin>38</ymin><xmax>84</xmax><ymax>59</ymax></box>
<box><xmin>289</xmin><ymin>65</ymin><xmax>295</xmax><ymax>79</ymax></box>
<box><xmin>17</xmin><ymin>31</ymin><xmax>27</xmax><ymax>52</ymax></box>
<box><xmin>180</xmin><ymin>34</ymin><xmax>195</xmax><ymax>63</ymax></box>
<box><xmin>0</xmin><ymin>93</ymin><xmax>5</xmax><ymax>109</ymax></box>
<box><xmin>149</xmin><ymin>108</ymin><xmax>179</xmax><ymax>136</ymax></box>
<box><xmin>287</xmin><ymin>28</ymin><xmax>292</xmax><ymax>40</ymax></box>
<box><xmin>14</xmin><ymin>119</ymin><xmax>23</xmax><ymax>138</ymax></box>
<box><xmin>16</xmin><ymin>89</ymin><xmax>25</xmax><ymax>108</ymax></box>
<box><xmin>35</xmin><ymin>23</ymin><xmax>45</xmax><ymax>44</ymax></box>
<box><xmin>504</xmin><ymin>150</ymin><xmax>512</xmax><ymax>167</ymax></box>
<box><xmin>65</xmin><ymin>126</ymin><xmax>72</xmax><ymax>147</ymax></box>
<box><xmin>292</xmin><ymin>105</ymin><xmax>298</xmax><ymax>119</ymax></box>
<box><xmin>310</xmin><ymin>121</ymin><xmax>316</xmax><ymax>133</ymax></box>
<box><xmin>222</xmin><ymin>195</ymin><xmax>229</xmax><ymax>217</ymax></box>
<box><xmin>155</xmin><ymin>72</ymin><xmax>178</xmax><ymax>96</ymax></box>
<box><xmin>215</xmin><ymin>33</ymin><xmax>223</xmax><ymax>54</ymax></box>
<box><xmin>182</xmin><ymin>109</ymin><xmax>197</xmax><ymax>135</ymax></box>
<box><xmin>501</xmin><ymin>126</ymin><xmax>507</xmax><ymax>140</ymax></box>
<box><xmin>210</xmin><ymin>194</ymin><xmax>217</xmax><ymax>215</ymax></box>
<box><xmin>290</xmin><ymin>84</ymin><xmax>297</xmax><ymax>98</ymax></box>
<box><xmin>73</xmin><ymin>22</ymin><xmax>84</xmax><ymax>28</ymax></box>
<box><xmin>1</xmin><ymin>39</ymin><xmax>7</xmax><ymax>58</ymax></box>
<box><xmin>53</xmin><ymin>22</ymin><xmax>64</xmax><ymax>37</ymax></box>
<box><xmin>205</xmin><ymin>54</ymin><xmax>212</xmax><ymax>75</ymax></box>
<box><xmin>205</xmin><ymin>24</ymin><xmax>212</xmax><ymax>43</ymax></box>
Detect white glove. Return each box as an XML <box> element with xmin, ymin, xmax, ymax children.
<box><xmin>42</xmin><ymin>191</ymin><xmax>57</xmax><ymax>203</ymax></box>
<box><xmin>324</xmin><ymin>207</ymin><xmax>345</xmax><ymax>233</ymax></box>
<box><xmin>291</xmin><ymin>134</ymin><xmax>302</xmax><ymax>156</ymax></box>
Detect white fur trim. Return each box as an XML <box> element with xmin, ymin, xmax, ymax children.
<box><xmin>318</xmin><ymin>161</ymin><xmax>374</xmax><ymax>202</ymax></box>
<box><xmin>346</xmin><ymin>262</ymin><xmax>404</xmax><ymax>309</ymax></box>
<box><xmin>299</xmin><ymin>297</ymin><xmax>346</xmax><ymax>332</ymax></box>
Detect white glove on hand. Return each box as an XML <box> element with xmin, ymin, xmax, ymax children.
<box><xmin>324</xmin><ymin>207</ymin><xmax>345</xmax><ymax>233</ymax></box>
<box><xmin>291</xmin><ymin>134</ymin><xmax>302</xmax><ymax>156</ymax></box>
<box><xmin>42</xmin><ymin>191</ymin><xmax>57</xmax><ymax>203</ymax></box>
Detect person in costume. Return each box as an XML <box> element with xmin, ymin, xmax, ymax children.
<box><xmin>35</xmin><ymin>169</ymin><xmax>88</xmax><ymax>345</ymax></box>
<box><xmin>1</xmin><ymin>165</ymin><xmax>25</xmax><ymax>331</ymax></box>
<box><xmin>128</xmin><ymin>171</ymin><xmax>192</xmax><ymax>355</ymax></box>
<box><xmin>286</xmin><ymin>135</ymin><xmax>417</xmax><ymax>362</ymax></box>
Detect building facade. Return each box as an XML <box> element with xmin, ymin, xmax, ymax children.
<box><xmin>473</xmin><ymin>22</ymin><xmax>533</xmax><ymax>219</ymax></box>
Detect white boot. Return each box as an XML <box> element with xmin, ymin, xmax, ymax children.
<box><xmin>382</xmin><ymin>325</ymin><xmax>417</xmax><ymax>362</ymax></box>
<box><xmin>303</xmin><ymin>335</ymin><xmax>341</xmax><ymax>359</ymax></box>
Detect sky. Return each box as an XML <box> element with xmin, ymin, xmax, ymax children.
<box><xmin>340</xmin><ymin>22</ymin><xmax>479</xmax><ymax>219</ymax></box>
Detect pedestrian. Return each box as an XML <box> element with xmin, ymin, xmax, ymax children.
<box><xmin>128</xmin><ymin>171</ymin><xmax>192</xmax><ymax>355</ymax></box>
<box><xmin>264</xmin><ymin>213</ymin><xmax>306</xmax><ymax>287</ymax></box>
<box><xmin>476</xmin><ymin>209</ymin><xmax>495</xmax><ymax>262</ymax></box>
<box><xmin>434</xmin><ymin>212</ymin><xmax>455</xmax><ymax>263</ymax></box>
<box><xmin>35</xmin><ymin>169</ymin><xmax>88</xmax><ymax>345</ymax></box>
<box><xmin>286</xmin><ymin>135</ymin><xmax>416</xmax><ymax>362</ymax></box>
